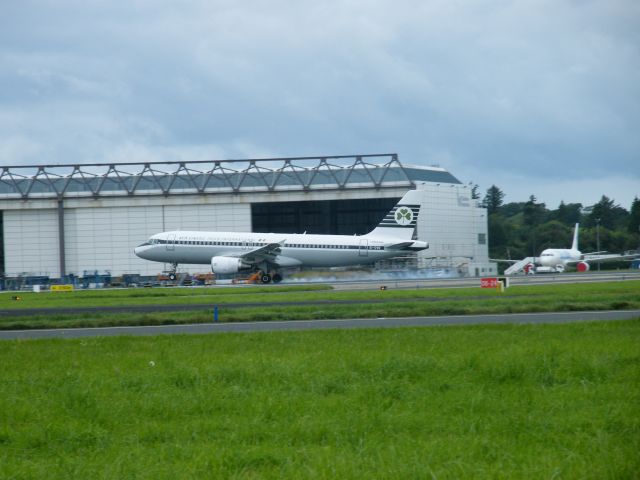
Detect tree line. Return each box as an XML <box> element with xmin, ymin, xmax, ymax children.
<box><xmin>478</xmin><ymin>185</ymin><xmax>640</xmax><ymax>261</ymax></box>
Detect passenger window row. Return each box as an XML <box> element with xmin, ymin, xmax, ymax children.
<box><xmin>148</xmin><ymin>238</ymin><xmax>381</xmax><ymax>250</ymax></box>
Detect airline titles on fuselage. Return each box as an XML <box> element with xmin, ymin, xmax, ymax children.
<box><xmin>147</xmin><ymin>236</ymin><xmax>386</xmax><ymax>250</ymax></box>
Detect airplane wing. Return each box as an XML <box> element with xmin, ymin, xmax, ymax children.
<box><xmin>235</xmin><ymin>240</ymin><xmax>286</xmax><ymax>263</ymax></box>
<box><xmin>566</xmin><ymin>252</ymin><xmax>640</xmax><ymax>265</ymax></box>
<box><xmin>490</xmin><ymin>258</ymin><xmax>519</xmax><ymax>264</ymax></box>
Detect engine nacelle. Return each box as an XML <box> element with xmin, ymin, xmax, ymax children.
<box><xmin>211</xmin><ymin>256</ymin><xmax>251</xmax><ymax>274</ymax></box>
<box><xmin>576</xmin><ymin>261</ymin><xmax>590</xmax><ymax>272</ymax></box>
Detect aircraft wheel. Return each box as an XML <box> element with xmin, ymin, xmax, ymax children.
<box><xmin>169</xmin><ymin>273</ymin><xmax>177</xmax><ymax>281</ymax></box>
<box><xmin>272</xmin><ymin>273</ymin><xmax>283</xmax><ymax>283</ymax></box>
<box><xmin>261</xmin><ymin>273</ymin><xmax>272</xmax><ymax>284</ymax></box>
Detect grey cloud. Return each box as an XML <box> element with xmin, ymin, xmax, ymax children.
<box><xmin>0</xmin><ymin>0</ymin><xmax>638</xmax><ymax>200</ymax></box>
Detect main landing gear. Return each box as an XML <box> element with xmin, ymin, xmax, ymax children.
<box><xmin>257</xmin><ymin>271</ymin><xmax>283</xmax><ymax>284</ymax></box>
<box><xmin>255</xmin><ymin>261</ymin><xmax>282</xmax><ymax>284</ymax></box>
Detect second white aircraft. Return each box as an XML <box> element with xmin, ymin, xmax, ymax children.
<box><xmin>134</xmin><ymin>190</ymin><xmax>428</xmax><ymax>283</ymax></box>
<box><xmin>499</xmin><ymin>223</ymin><xmax>635</xmax><ymax>275</ymax></box>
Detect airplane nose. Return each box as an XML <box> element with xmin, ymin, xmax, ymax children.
<box><xmin>134</xmin><ymin>243</ymin><xmax>150</xmax><ymax>259</ymax></box>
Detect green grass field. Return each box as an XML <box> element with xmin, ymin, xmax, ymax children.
<box><xmin>1</xmin><ymin>319</ymin><xmax>639</xmax><ymax>478</ymax></box>
<box><xmin>1</xmin><ymin>280</ymin><xmax>639</xmax><ymax>330</ymax></box>
<box><xmin>0</xmin><ymin>284</ymin><xmax>333</xmax><ymax>309</ymax></box>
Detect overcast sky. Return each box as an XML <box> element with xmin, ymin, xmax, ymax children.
<box><xmin>1</xmin><ymin>0</ymin><xmax>638</xmax><ymax>209</ymax></box>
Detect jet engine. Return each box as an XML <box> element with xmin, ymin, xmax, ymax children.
<box><xmin>211</xmin><ymin>256</ymin><xmax>251</xmax><ymax>274</ymax></box>
<box><xmin>576</xmin><ymin>261</ymin><xmax>590</xmax><ymax>272</ymax></box>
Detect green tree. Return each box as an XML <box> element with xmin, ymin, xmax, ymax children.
<box><xmin>628</xmin><ymin>196</ymin><xmax>640</xmax><ymax>234</ymax></box>
<box><xmin>471</xmin><ymin>184</ymin><xmax>481</xmax><ymax>200</ymax></box>
<box><xmin>488</xmin><ymin>215</ymin><xmax>508</xmax><ymax>254</ymax></box>
<box><xmin>535</xmin><ymin>221</ymin><xmax>573</xmax><ymax>250</ymax></box>
<box><xmin>482</xmin><ymin>185</ymin><xmax>505</xmax><ymax>214</ymax></box>
<box><xmin>523</xmin><ymin>195</ymin><xmax>546</xmax><ymax>227</ymax></box>
<box><xmin>587</xmin><ymin>195</ymin><xmax>628</xmax><ymax>230</ymax></box>
<box><xmin>500</xmin><ymin>202</ymin><xmax>527</xmax><ymax>218</ymax></box>
<box><xmin>552</xmin><ymin>201</ymin><xmax>582</xmax><ymax>226</ymax></box>
<box><xmin>522</xmin><ymin>196</ymin><xmax>547</xmax><ymax>256</ymax></box>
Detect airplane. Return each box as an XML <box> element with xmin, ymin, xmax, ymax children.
<box><xmin>495</xmin><ymin>223</ymin><xmax>638</xmax><ymax>275</ymax></box>
<box><xmin>134</xmin><ymin>190</ymin><xmax>428</xmax><ymax>283</ymax></box>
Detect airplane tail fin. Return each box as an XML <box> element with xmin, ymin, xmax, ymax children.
<box><xmin>571</xmin><ymin>223</ymin><xmax>579</xmax><ymax>251</ymax></box>
<box><xmin>367</xmin><ymin>190</ymin><xmax>422</xmax><ymax>240</ymax></box>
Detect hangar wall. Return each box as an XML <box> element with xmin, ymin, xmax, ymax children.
<box><xmin>414</xmin><ymin>183</ymin><xmax>495</xmax><ymax>276</ymax></box>
<box><xmin>3</xmin><ymin>209</ymin><xmax>60</xmax><ymax>277</ymax></box>
<box><xmin>1</xmin><ymin>187</ymin><xmax>495</xmax><ymax>278</ymax></box>
<box><xmin>0</xmin><ymin>158</ymin><xmax>495</xmax><ymax>279</ymax></box>
<box><xmin>3</xmin><ymin>203</ymin><xmax>251</xmax><ymax>277</ymax></box>
<box><xmin>0</xmin><ymin>187</ymin><xmax>409</xmax><ymax>278</ymax></box>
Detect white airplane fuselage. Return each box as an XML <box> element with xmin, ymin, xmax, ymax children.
<box><xmin>134</xmin><ymin>189</ymin><xmax>428</xmax><ymax>281</ymax></box>
<box><xmin>534</xmin><ymin>223</ymin><xmax>585</xmax><ymax>273</ymax></box>
<box><xmin>134</xmin><ymin>230</ymin><xmax>427</xmax><ymax>268</ymax></box>
<box><xmin>537</xmin><ymin>248</ymin><xmax>581</xmax><ymax>270</ymax></box>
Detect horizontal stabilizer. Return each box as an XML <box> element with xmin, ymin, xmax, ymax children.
<box><xmin>388</xmin><ymin>241</ymin><xmax>414</xmax><ymax>250</ymax></box>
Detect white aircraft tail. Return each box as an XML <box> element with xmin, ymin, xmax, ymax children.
<box><xmin>571</xmin><ymin>223</ymin><xmax>579</xmax><ymax>251</ymax></box>
<box><xmin>367</xmin><ymin>190</ymin><xmax>422</xmax><ymax>240</ymax></box>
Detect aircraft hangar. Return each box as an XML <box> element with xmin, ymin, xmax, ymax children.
<box><xmin>0</xmin><ymin>153</ymin><xmax>496</xmax><ymax>281</ymax></box>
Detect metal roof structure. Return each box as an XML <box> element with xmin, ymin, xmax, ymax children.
<box><xmin>0</xmin><ymin>153</ymin><xmax>461</xmax><ymax>200</ymax></box>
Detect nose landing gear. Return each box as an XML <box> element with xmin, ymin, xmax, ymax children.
<box><xmin>166</xmin><ymin>262</ymin><xmax>179</xmax><ymax>281</ymax></box>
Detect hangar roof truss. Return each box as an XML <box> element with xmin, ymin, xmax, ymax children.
<box><xmin>0</xmin><ymin>153</ymin><xmax>460</xmax><ymax>200</ymax></box>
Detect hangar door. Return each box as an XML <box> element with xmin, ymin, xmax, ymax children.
<box><xmin>251</xmin><ymin>198</ymin><xmax>400</xmax><ymax>235</ymax></box>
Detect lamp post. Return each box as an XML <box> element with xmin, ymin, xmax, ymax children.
<box><xmin>596</xmin><ymin>218</ymin><xmax>601</xmax><ymax>272</ymax></box>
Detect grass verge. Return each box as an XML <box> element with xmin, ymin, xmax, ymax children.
<box><xmin>1</xmin><ymin>320</ymin><xmax>638</xmax><ymax>478</ymax></box>
<box><xmin>0</xmin><ymin>283</ymin><xmax>333</xmax><ymax>309</ymax></box>
<box><xmin>1</xmin><ymin>280</ymin><xmax>638</xmax><ymax>310</ymax></box>
<box><xmin>1</xmin><ymin>280</ymin><xmax>639</xmax><ymax>330</ymax></box>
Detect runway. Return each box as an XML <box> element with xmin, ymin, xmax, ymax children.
<box><xmin>1</xmin><ymin>309</ymin><xmax>638</xmax><ymax>340</ymax></box>
<box><xmin>324</xmin><ymin>271</ymin><xmax>640</xmax><ymax>290</ymax></box>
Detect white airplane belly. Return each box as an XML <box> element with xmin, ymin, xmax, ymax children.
<box><xmin>281</xmin><ymin>248</ymin><xmax>390</xmax><ymax>267</ymax></box>
<box><xmin>156</xmin><ymin>247</ymin><xmax>222</xmax><ymax>264</ymax></box>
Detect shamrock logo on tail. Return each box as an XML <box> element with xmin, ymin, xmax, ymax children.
<box><xmin>395</xmin><ymin>207</ymin><xmax>414</xmax><ymax>226</ymax></box>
